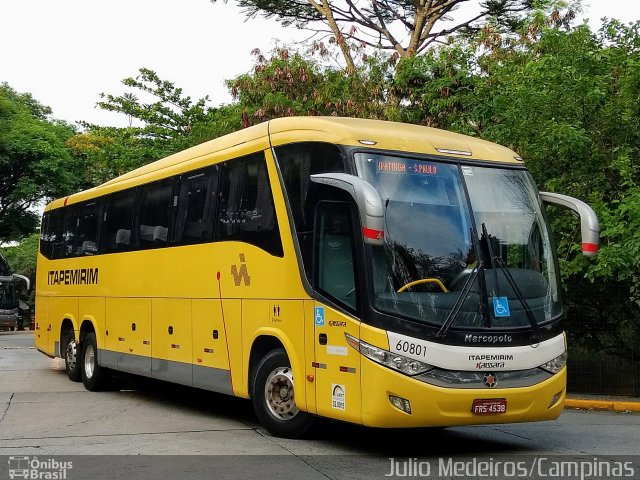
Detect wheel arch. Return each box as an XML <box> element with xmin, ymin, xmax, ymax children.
<box><xmin>247</xmin><ymin>330</ymin><xmax>307</xmax><ymax>411</ymax></box>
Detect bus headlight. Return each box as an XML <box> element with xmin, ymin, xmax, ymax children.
<box><xmin>345</xmin><ymin>333</ymin><xmax>433</xmax><ymax>376</ymax></box>
<box><xmin>539</xmin><ymin>351</ymin><xmax>567</xmax><ymax>374</ymax></box>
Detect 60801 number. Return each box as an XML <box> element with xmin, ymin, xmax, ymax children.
<box><xmin>395</xmin><ymin>340</ymin><xmax>428</xmax><ymax>358</ymax></box>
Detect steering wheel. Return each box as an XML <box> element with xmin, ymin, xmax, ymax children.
<box><xmin>397</xmin><ymin>278</ymin><xmax>448</xmax><ymax>293</ymax></box>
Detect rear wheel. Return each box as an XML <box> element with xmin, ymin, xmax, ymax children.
<box><xmin>63</xmin><ymin>330</ymin><xmax>81</xmax><ymax>382</ymax></box>
<box><xmin>251</xmin><ymin>348</ymin><xmax>313</xmax><ymax>438</ymax></box>
<box><xmin>81</xmin><ymin>332</ymin><xmax>111</xmax><ymax>391</ymax></box>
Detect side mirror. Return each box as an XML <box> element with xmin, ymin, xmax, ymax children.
<box><xmin>13</xmin><ymin>274</ymin><xmax>31</xmax><ymax>291</ymax></box>
<box><xmin>310</xmin><ymin>173</ymin><xmax>384</xmax><ymax>245</ymax></box>
<box><xmin>540</xmin><ymin>192</ymin><xmax>600</xmax><ymax>257</ymax></box>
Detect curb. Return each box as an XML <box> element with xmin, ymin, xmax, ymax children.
<box><xmin>565</xmin><ymin>398</ymin><xmax>640</xmax><ymax>413</ymax></box>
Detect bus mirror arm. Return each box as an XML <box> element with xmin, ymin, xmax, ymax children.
<box><xmin>13</xmin><ymin>274</ymin><xmax>31</xmax><ymax>291</ymax></box>
<box><xmin>539</xmin><ymin>192</ymin><xmax>600</xmax><ymax>257</ymax></box>
<box><xmin>310</xmin><ymin>173</ymin><xmax>385</xmax><ymax>245</ymax></box>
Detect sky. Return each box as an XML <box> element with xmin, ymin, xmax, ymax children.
<box><xmin>1</xmin><ymin>0</ymin><xmax>639</xmax><ymax>128</ymax></box>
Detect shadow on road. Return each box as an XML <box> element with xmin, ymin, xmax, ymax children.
<box><xmin>109</xmin><ymin>372</ymin><xmax>531</xmax><ymax>456</ymax></box>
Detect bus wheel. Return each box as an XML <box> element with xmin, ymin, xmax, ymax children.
<box><xmin>63</xmin><ymin>330</ymin><xmax>81</xmax><ymax>382</ymax></box>
<box><xmin>81</xmin><ymin>332</ymin><xmax>110</xmax><ymax>391</ymax></box>
<box><xmin>252</xmin><ymin>348</ymin><xmax>313</xmax><ymax>438</ymax></box>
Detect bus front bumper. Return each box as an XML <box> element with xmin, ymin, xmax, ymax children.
<box><xmin>360</xmin><ymin>361</ymin><xmax>566</xmax><ymax>428</ymax></box>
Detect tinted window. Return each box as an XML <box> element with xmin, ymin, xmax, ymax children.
<box><xmin>135</xmin><ymin>179</ymin><xmax>174</xmax><ymax>249</ymax></box>
<box><xmin>175</xmin><ymin>167</ymin><xmax>218</xmax><ymax>245</ymax></box>
<box><xmin>101</xmin><ymin>189</ymin><xmax>134</xmax><ymax>253</ymax></box>
<box><xmin>40</xmin><ymin>209</ymin><xmax>63</xmax><ymax>259</ymax></box>
<box><xmin>75</xmin><ymin>201</ymin><xmax>101</xmax><ymax>256</ymax></box>
<box><xmin>217</xmin><ymin>153</ymin><xmax>283</xmax><ymax>257</ymax></box>
<box><xmin>60</xmin><ymin>205</ymin><xmax>79</xmax><ymax>258</ymax></box>
<box><xmin>315</xmin><ymin>202</ymin><xmax>357</xmax><ymax>311</ymax></box>
<box><xmin>274</xmin><ymin>142</ymin><xmax>345</xmax><ymax>278</ymax></box>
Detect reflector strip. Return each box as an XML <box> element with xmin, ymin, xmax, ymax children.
<box><xmin>171</xmin><ymin>344</ymin><xmax>180</xmax><ymax>349</ymax></box>
<box><xmin>204</xmin><ymin>348</ymin><xmax>214</xmax><ymax>353</ymax></box>
<box><xmin>582</xmin><ymin>242</ymin><xmax>599</xmax><ymax>253</ymax></box>
<box><xmin>362</xmin><ymin>227</ymin><xmax>384</xmax><ymax>240</ymax></box>
<box><xmin>312</xmin><ymin>362</ymin><xmax>327</xmax><ymax>369</ymax></box>
<box><xmin>339</xmin><ymin>366</ymin><xmax>356</xmax><ymax>373</ymax></box>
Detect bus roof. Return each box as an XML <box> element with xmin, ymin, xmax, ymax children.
<box><xmin>46</xmin><ymin>117</ymin><xmax>522</xmax><ymax>210</ymax></box>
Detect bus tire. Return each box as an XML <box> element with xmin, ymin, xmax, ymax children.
<box><xmin>80</xmin><ymin>332</ymin><xmax>111</xmax><ymax>391</ymax></box>
<box><xmin>251</xmin><ymin>348</ymin><xmax>313</xmax><ymax>438</ymax></box>
<box><xmin>63</xmin><ymin>330</ymin><xmax>81</xmax><ymax>382</ymax></box>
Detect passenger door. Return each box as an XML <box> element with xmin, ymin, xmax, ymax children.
<box><xmin>311</xmin><ymin>202</ymin><xmax>362</xmax><ymax>424</ymax></box>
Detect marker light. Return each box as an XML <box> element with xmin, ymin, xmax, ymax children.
<box><xmin>548</xmin><ymin>390</ymin><xmax>564</xmax><ymax>409</ymax></box>
<box><xmin>389</xmin><ymin>395</ymin><xmax>412</xmax><ymax>414</ymax></box>
<box><xmin>345</xmin><ymin>333</ymin><xmax>433</xmax><ymax>376</ymax></box>
<box><xmin>539</xmin><ymin>351</ymin><xmax>568</xmax><ymax>374</ymax></box>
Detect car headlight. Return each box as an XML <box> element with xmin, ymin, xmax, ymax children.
<box><xmin>345</xmin><ymin>333</ymin><xmax>433</xmax><ymax>376</ymax></box>
<box><xmin>539</xmin><ymin>351</ymin><xmax>567</xmax><ymax>374</ymax></box>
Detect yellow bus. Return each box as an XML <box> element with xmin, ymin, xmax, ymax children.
<box><xmin>35</xmin><ymin>117</ymin><xmax>599</xmax><ymax>437</ymax></box>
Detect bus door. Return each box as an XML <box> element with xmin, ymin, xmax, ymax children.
<box><xmin>311</xmin><ymin>202</ymin><xmax>362</xmax><ymax>424</ymax></box>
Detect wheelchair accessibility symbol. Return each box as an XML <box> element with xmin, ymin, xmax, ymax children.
<box><xmin>314</xmin><ymin>307</ymin><xmax>325</xmax><ymax>326</ymax></box>
<box><xmin>492</xmin><ymin>297</ymin><xmax>511</xmax><ymax>317</ymax></box>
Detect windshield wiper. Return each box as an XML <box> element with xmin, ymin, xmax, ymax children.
<box><xmin>435</xmin><ymin>261</ymin><xmax>480</xmax><ymax>339</ymax></box>
<box><xmin>436</xmin><ymin>222</ymin><xmax>494</xmax><ymax>339</ymax></box>
<box><xmin>481</xmin><ymin>223</ymin><xmax>542</xmax><ymax>342</ymax></box>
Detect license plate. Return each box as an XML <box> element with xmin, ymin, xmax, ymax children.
<box><xmin>472</xmin><ymin>398</ymin><xmax>507</xmax><ymax>415</ymax></box>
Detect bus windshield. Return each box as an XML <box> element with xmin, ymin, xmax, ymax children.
<box><xmin>356</xmin><ymin>153</ymin><xmax>562</xmax><ymax>330</ymax></box>
<box><xmin>0</xmin><ymin>281</ymin><xmax>16</xmax><ymax>310</ymax></box>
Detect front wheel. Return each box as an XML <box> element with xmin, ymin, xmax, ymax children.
<box><xmin>251</xmin><ymin>348</ymin><xmax>313</xmax><ymax>438</ymax></box>
<box><xmin>81</xmin><ymin>332</ymin><xmax>111</xmax><ymax>391</ymax></box>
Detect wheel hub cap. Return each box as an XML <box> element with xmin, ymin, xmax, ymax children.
<box><xmin>264</xmin><ymin>367</ymin><xmax>298</xmax><ymax>421</ymax></box>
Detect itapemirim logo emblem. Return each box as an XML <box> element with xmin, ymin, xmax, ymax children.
<box><xmin>7</xmin><ymin>456</ymin><xmax>73</xmax><ymax>479</ymax></box>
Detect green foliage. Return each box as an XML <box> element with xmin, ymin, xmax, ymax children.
<box><xmin>75</xmin><ymin>68</ymin><xmax>234</xmax><ymax>184</ymax></box>
<box><xmin>0</xmin><ymin>84</ymin><xmax>82</xmax><ymax>242</ymax></box>
<box><xmin>0</xmin><ymin>234</ymin><xmax>38</xmax><ymax>278</ymax></box>
<box><xmin>226</xmin><ymin>48</ymin><xmax>393</xmax><ymax>127</ymax></box>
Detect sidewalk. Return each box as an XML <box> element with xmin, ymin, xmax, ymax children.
<box><xmin>565</xmin><ymin>394</ymin><xmax>640</xmax><ymax>413</ymax></box>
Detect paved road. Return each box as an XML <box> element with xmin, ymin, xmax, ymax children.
<box><xmin>1</xmin><ymin>331</ymin><xmax>639</xmax><ymax>479</ymax></box>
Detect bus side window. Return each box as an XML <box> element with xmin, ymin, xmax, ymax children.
<box><xmin>100</xmin><ymin>189</ymin><xmax>134</xmax><ymax>254</ymax></box>
<box><xmin>174</xmin><ymin>166</ymin><xmax>217</xmax><ymax>246</ymax></box>
<box><xmin>314</xmin><ymin>202</ymin><xmax>358</xmax><ymax>311</ymax></box>
<box><xmin>61</xmin><ymin>205</ymin><xmax>79</xmax><ymax>258</ymax></box>
<box><xmin>41</xmin><ymin>209</ymin><xmax>63</xmax><ymax>260</ymax></box>
<box><xmin>76</xmin><ymin>201</ymin><xmax>100</xmax><ymax>256</ymax></box>
<box><xmin>274</xmin><ymin>142</ymin><xmax>346</xmax><ymax>281</ymax></box>
<box><xmin>216</xmin><ymin>153</ymin><xmax>283</xmax><ymax>257</ymax></box>
<box><xmin>135</xmin><ymin>178</ymin><xmax>174</xmax><ymax>249</ymax></box>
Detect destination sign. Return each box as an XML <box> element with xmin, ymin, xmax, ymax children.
<box><xmin>375</xmin><ymin>158</ymin><xmax>438</xmax><ymax>176</ymax></box>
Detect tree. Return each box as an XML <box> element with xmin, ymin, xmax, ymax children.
<box><xmin>73</xmin><ymin>68</ymin><xmax>237</xmax><ymax>184</ymax></box>
<box><xmin>0</xmin><ymin>84</ymin><xmax>80</xmax><ymax>242</ymax></box>
<box><xmin>214</xmin><ymin>0</ymin><xmax>577</xmax><ymax>71</ymax></box>
<box><xmin>227</xmin><ymin>47</ymin><xmax>394</xmax><ymax>126</ymax></box>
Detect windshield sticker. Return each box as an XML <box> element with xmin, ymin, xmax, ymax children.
<box><xmin>492</xmin><ymin>297</ymin><xmax>511</xmax><ymax>317</ymax></box>
<box><xmin>376</xmin><ymin>159</ymin><xmax>438</xmax><ymax>176</ymax></box>
<box><xmin>461</xmin><ymin>166</ymin><xmax>474</xmax><ymax>176</ymax></box>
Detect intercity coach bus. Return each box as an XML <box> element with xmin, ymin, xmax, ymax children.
<box><xmin>35</xmin><ymin>117</ymin><xmax>599</xmax><ymax>437</ymax></box>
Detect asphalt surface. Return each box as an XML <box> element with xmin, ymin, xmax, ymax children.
<box><xmin>1</xmin><ymin>331</ymin><xmax>639</xmax><ymax>479</ymax></box>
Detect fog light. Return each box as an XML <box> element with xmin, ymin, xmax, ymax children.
<box><xmin>389</xmin><ymin>395</ymin><xmax>412</xmax><ymax>414</ymax></box>
<box><xmin>548</xmin><ymin>390</ymin><xmax>564</xmax><ymax>409</ymax></box>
